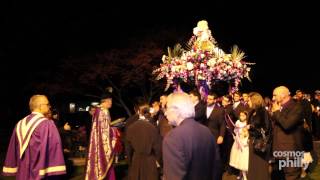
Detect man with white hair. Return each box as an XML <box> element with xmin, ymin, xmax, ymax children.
<box><xmin>271</xmin><ymin>86</ymin><xmax>304</xmax><ymax>180</ymax></box>
<box><xmin>162</xmin><ymin>92</ymin><xmax>219</xmax><ymax>180</ymax></box>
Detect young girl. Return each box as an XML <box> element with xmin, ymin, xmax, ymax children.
<box><xmin>229</xmin><ymin>111</ymin><xmax>250</xmax><ymax>180</ymax></box>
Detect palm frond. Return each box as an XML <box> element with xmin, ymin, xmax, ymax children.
<box><xmin>231</xmin><ymin>45</ymin><xmax>246</xmax><ymax>61</ymax></box>
<box><xmin>173</xmin><ymin>43</ymin><xmax>183</xmax><ymax>57</ymax></box>
<box><xmin>167</xmin><ymin>46</ymin><xmax>172</xmax><ymax>62</ymax></box>
<box><xmin>185</xmin><ymin>38</ymin><xmax>195</xmax><ymax>51</ymax></box>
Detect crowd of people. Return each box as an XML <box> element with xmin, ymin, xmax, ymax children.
<box><xmin>2</xmin><ymin>86</ymin><xmax>320</xmax><ymax>180</ymax></box>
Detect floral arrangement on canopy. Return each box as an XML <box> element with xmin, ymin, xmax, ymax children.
<box><xmin>153</xmin><ymin>20</ymin><xmax>254</xmax><ymax>95</ymax></box>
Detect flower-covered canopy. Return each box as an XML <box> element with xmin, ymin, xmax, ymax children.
<box><xmin>153</xmin><ymin>20</ymin><xmax>254</xmax><ymax>93</ymax></box>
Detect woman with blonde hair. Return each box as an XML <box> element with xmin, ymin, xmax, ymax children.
<box><xmin>247</xmin><ymin>92</ymin><xmax>271</xmax><ymax>180</ymax></box>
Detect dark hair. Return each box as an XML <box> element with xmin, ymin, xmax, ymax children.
<box><xmin>234</xmin><ymin>91</ymin><xmax>242</xmax><ymax>96</ymax></box>
<box><xmin>189</xmin><ymin>89</ymin><xmax>201</xmax><ymax>100</ymax></box>
<box><xmin>89</xmin><ymin>105</ymin><xmax>96</xmax><ymax>109</ymax></box>
<box><xmin>138</xmin><ymin>104</ymin><xmax>151</xmax><ymax>119</ymax></box>
<box><xmin>240</xmin><ymin>110</ymin><xmax>249</xmax><ymax>117</ymax></box>
<box><xmin>100</xmin><ymin>92</ymin><xmax>112</xmax><ymax>102</ymax></box>
<box><xmin>223</xmin><ymin>95</ymin><xmax>232</xmax><ymax>102</ymax></box>
<box><xmin>208</xmin><ymin>91</ymin><xmax>218</xmax><ymax>98</ymax></box>
<box><xmin>51</xmin><ymin>108</ymin><xmax>58</xmax><ymax>115</ymax></box>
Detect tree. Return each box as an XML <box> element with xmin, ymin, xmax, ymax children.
<box><xmin>27</xmin><ymin>39</ymin><xmax>164</xmax><ymax>116</ymax></box>
<box><xmin>23</xmin><ymin>28</ymin><xmax>186</xmax><ymax>116</ymax></box>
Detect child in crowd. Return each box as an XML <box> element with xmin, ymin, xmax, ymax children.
<box><xmin>229</xmin><ymin>111</ymin><xmax>250</xmax><ymax>180</ymax></box>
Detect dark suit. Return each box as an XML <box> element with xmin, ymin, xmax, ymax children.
<box><xmin>272</xmin><ymin>99</ymin><xmax>304</xmax><ymax>152</ymax></box>
<box><xmin>205</xmin><ymin>105</ymin><xmax>225</xmax><ymax>179</ymax></box>
<box><xmin>232</xmin><ymin>101</ymin><xmax>250</xmax><ymax>120</ymax></box>
<box><xmin>296</xmin><ymin>99</ymin><xmax>313</xmax><ymax>128</ymax></box>
<box><xmin>163</xmin><ymin>118</ymin><xmax>219</xmax><ymax>180</ymax></box>
<box><xmin>272</xmin><ymin>99</ymin><xmax>304</xmax><ymax>180</ymax></box>
<box><xmin>157</xmin><ymin>111</ymin><xmax>172</xmax><ymax>138</ymax></box>
<box><xmin>194</xmin><ymin>100</ymin><xmax>206</xmax><ymax>124</ymax></box>
<box><xmin>311</xmin><ymin>99</ymin><xmax>320</xmax><ymax>139</ymax></box>
<box><xmin>222</xmin><ymin>104</ymin><xmax>236</xmax><ymax>174</ymax></box>
<box><xmin>206</xmin><ymin>104</ymin><xmax>226</xmax><ymax>141</ymax></box>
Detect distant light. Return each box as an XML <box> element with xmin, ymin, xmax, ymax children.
<box><xmin>91</xmin><ymin>102</ymin><xmax>99</xmax><ymax>106</ymax></box>
<box><xmin>69</xmin><ymin>103</ymin><xmax>76</xmax><ymax>113</ymax></box>
<box><xmin>78</xmin><ymin>107</ymin><xmax>85</xmax><ymax>111</ymax></box>
<box><xmin>85</xmin><ymin>106</ymin><xmax>90</xmax><ymax>111</ymax></box>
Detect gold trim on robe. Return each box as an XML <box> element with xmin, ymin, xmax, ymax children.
<box><xmin>3</xmin><ymin>166</ymin><xmax>18</xmax><ymax>173</ymax></box>
<box><xmin>85</xmin><ymin>108</ymin><xmax>115</xmax><ymax>180</ymax></box>
<box><xmin>39</xmin><ymin>165</ymin><xmax>66</xmax><ymax>176</ymax></box>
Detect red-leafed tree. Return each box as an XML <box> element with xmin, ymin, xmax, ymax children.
<box><xmin>75</xmin><ymin>40</ymin><xmax>164</xmax><ymax>116</ymax></box>
<box><xmin>24</xmin><ymin>28</ymin><xmax>187</xmax><ymax>116</ymax></box>
<box><xmin>25</xmin><ymin>39</ymin><xmax>165</xmax><ymax>116</ymax></box>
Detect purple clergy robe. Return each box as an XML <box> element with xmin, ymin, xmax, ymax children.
<box><xmin>2</xmin><ymin>112</ymin><xmax>66</xmax><ymax>180</ymax></box>
<box><xmin>85</xmin><ymin>108</ymin><xmax>116</xmax><ymax>180</ymax></box>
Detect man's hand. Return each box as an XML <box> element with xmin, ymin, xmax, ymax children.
<box><xmin>64</xmin><ymin>122</ymin><xmax>71</xmax><ymax>131</ymax></box>
<box><xmin>272</xmin><ymin>102</ymin><xmax>281</xmax><ymax>112</ymax></box>
<box><xmin>217</xmin><ymin>136</ymin><xmax>224</xmax><ymax>144</ymax></box>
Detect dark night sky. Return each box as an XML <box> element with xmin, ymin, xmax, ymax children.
<box><xmin>0</xmin><ymin>1</ymin><xmax>319</xmax><ymax>120</ymax></box>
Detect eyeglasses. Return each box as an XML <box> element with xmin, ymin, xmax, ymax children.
<box><xmin>41</xmin><ymin>103</ymin><xmax>51</xmax><ymax>107</ymax></box>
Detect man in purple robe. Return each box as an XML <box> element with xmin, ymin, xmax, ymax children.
<box><xmin>85</xmin><ymin>93</ymin><xmax>117</xmax><ymax>180</ymax></box>
<box><xmin>2</xmin><ymin>94</ymin><xmax>66</xmax><ymax>180</ymax></box>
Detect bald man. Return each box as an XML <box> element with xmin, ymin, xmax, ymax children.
<box><xmin>163</xmin><ymin>92</ymin><xmax>219</xmax><ymax>180</ymax></box>
<box><xmin>2</xmin><ymin>95</ymin><xmax>66</xmax><ymax>179</ymax></box>
<box><xmin>271</xmin><ymin>86</ymin><xmax>304</xmax><ymax>180</ymax></box>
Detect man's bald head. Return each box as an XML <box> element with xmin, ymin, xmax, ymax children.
<box><xmin>273</xmin><ymin>86</ymin><xmax>291</xmax><ymax>105</ymax></box>
<box><xmin>29</xmin><ymin>95</ymin><xmax>50</xmax><ymax>114</ymax></box>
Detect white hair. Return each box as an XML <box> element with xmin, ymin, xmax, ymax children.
<box><xmin>167</xmin><ymin>92</ymin><xmax>195</xmax><ymax>120</ymax></box>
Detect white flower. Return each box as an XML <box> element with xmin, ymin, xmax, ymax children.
<box><xmin>193</xmin><ymin>27</ymin><xmax>200</xmax><ymax>36</ymax></box>
<box><xmin>162</xmin><ymin>55</ymin><xmax>166</xmax><ymax>62</ymax></box>
<box><xmin>213</xmin><ymin>47</ymin><xmax>225</xmax><ymax>57</ymax></box>
<box><xmin>171</xmin><ymin>66</ymin><xmax>176</xmax><ymax>72</ymax></box>
<box><xmin>200</xmin><ymin>53</ymin><xmax>205</xmax><ymax>58</ymax></box>
<box><xmin>187</xmin><ymin>62</ymin><xmax>194</xmax><ymax>70</ymax></box>
<box><xmin>197</xmin><ymin>20</ymin><xmax>209</xmax><ymax>31</ymax></box>
<box><xmin>208</xmin><ymin>58</ymin><xmax>217</xmax><ymax>67</ymax></box>
<box><xmin>200</xmin><ymin>32</ymin><xmax>209</xmax><ymax>41</ymax></box>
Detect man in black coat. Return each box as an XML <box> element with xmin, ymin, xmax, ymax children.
<box><xmin>163</xmin><ymin>92</ymin><xmax>219</xmax><ymax>180</ymax></box>
<box><xmin>189</xmin><ymin>89</ymin><xmax>206</xmax><ymax>124</ymax></box>
<box><xmin>205</xmin><ymin>92</ymin><xmax>226</xmax><ymax>144</ymax></box>
<box><xmin>126</xmin><ymin>103</ymin><xmax>162</xmax><ymax>180</ymax></box>
<box><xmin>311</xmin><ymin>90</ymin><xmax>320</xmax><ymax>140</ymax></box>
<box><xmin>271</xmin><ymin>86</ymin><xmax>304</xmax><ymax>180</ymax></box>
<box><xmin>232</xmin><ymin>92</ymin><xmax>250</xmax><ymax>120</ymax></box>
<box><xmin>205</xmin><ymin>92</ymin><xmax>226</xmax><ymax>179</ymax></box>
<box><xmin>294</xmin><ymin>90</ymin><xmax>313</xmax><ymax>128</ymax></box>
